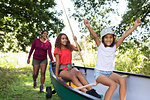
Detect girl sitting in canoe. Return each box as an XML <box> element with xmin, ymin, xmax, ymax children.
<box><xmin>54</xmin><ymin>33</ymin><xmax>100</xmax><ymax>98</ymax></box>
<box><xmin>84</xmin><ymin>18</ymin><xmax>141</xmax><ymax>100</ymax></box>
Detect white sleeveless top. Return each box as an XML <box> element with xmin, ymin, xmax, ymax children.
<box><xmin>95</xmin><ymin>42</ymin><xmax>116</xmax><ymax>71</ymax></box>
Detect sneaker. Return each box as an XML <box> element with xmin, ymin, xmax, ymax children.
<box><xmin>33</xmin><ymin>81</ymin><xmax>37</xmax><ymax>88</ymax></box>
<box><xmin>40</xmin><ymin>84</ymin><xmax>44</xmax><ymax>93</ymax></box>
<box><xmin>86</xmin><ymin>89</ymin><xmax>101</xmax><ymax>98</ymax></box>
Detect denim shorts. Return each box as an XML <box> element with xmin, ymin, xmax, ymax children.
<box><xmin>94</xmin><ymin>69</ymin><xmax>113</xmax><ymax>80</ymax></box>
<box><xmin>32</xmin><ymin>59</ymin><xmax>47</xmax><ymax>65</ymax></box>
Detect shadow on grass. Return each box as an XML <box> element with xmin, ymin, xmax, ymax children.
<box><xmin>0</xmin><ymin>66</ymin><xmax>60</xmax><ymax>100</ymax></box>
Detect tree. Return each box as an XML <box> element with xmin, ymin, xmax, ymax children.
<box><xmin>71</xmin><ymin>0</ymin><xmax>116</xmax><ymax>39</ymax></box>
<box><xmin>116</xmin><ymin>0</ymin><xmax>150</xmax><ymax>75</ymax></box>
<box><xmin>71</xmin><ymin>0</ymin><xmax>150</xmax><ymax>74</ymax></box>
<box><xmin>71</xmin><ymin>0</ymin><xmax>149</xmax><ymax>41</ymax></box>
<box><xmin>0</xmin><ymin>0</ymin><xmax>64</xmax><ymax>52</ymax></box>
<box><xmin>116</xmin><ymin>0</ymin><xmax>150</xmax><ymax>41</ymax></box>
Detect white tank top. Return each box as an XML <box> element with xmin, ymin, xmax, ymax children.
<box><xmin>95</xmin><ymin>42</ymin><xmax>116</xmax><ymax>71</ymax></box>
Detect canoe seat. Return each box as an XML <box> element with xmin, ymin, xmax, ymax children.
<box><xmin>67</xmin><ymin>82</ymin><xmax>77</xmax><ymax>88</ymax></box>
<box><xmin>60</xmin><ymin>78</ymin><xmax>77</xmax><ymax>88</ymax></box>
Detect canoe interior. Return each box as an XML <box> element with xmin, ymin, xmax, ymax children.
<box><xmin>75</xmin><ymin>66</ymin><xmax>150</xmax><ymax>100</ymax></box>
<box><xmin>49</xmin><ymin>63</ymin><xmax>150</xmax><ymax>100</ymax></box>
<box><xmin>49</xmin><ymin>63</ymin><xmax>100</xmax><ymax>100</ymax></box>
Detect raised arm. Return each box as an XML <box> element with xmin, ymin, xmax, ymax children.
<box><xmin>84</xmin><ymin>19</ymin><xmax>100</xmax><ymax>47</ymax></box>
<box><xmin>116</xmin><ymin>18</ymin><xmax>141</xmax><ymax>48</ymax></box>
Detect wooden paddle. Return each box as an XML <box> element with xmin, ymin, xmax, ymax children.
<box><xmin>60</xmin><ymin>0</ymin><xmax>86</xmax><ymax>74</ymax></box>
<box><xmin>75</xmin><ymin>82</ymin><xmax>98</xmax><ymax>90</ymax></box>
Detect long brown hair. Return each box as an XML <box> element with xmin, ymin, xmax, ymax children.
<box><xmin>55</xmin><ymin>33</ymin><xmax>73</xmax><ymax>51</ymax></box>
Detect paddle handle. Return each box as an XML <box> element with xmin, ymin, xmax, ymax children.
<box><xmin>122</xmin><ymin>75</ymin><xmax>129</xmax><ymax>78</ymax></box>
<box><xmin>75</xmin><ymin>82</ymin><xmax>98</xmax><ymax>90</ymax></box>
<box><xmin>74</xmin><ymin>40</ymin><xmax>84</xmax><ymax>63</ymax></box>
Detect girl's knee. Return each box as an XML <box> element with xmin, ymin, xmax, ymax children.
<box><xmin>41</xmin><ymin>71</ymin><xmax>45</xmax><ymax>76</ymax></box>
<box><xmin>33</xmin><ymin>72</ymin><xmax>38</xmax><ymax>76</ymax></box>
<box><xmin>110</xmin><ymin>82</ymin><xmax>117</xmax><ymax>90</ymax></box>
<box><xmin>76</xmin><ymin>70</ymin><xmax>82</xmax><ymax>76</ymax></box>
<box><xmin>33</xmin><ymin>73</ymin><xmax>38</xmax><ymax>79</ymax></box>
<box><xmin>119</xmin><ymin>77</ymin><xmax>126</xmax><ymax>85</ymax></box>
<box><xmin>72</xmin><ymin>68</ymin><xmax>82</xmax><ymax>75</ymax></box>
<box><xmin>70</xmin><ymin>74</ymin><xmax>78</xmax><ymax>81</ymax></box>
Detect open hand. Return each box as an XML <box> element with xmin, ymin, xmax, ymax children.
<box><xmin>135</xmin><ymin>18</ymin><xmax>141</xmax><ymax>26</ymax></box>
<box><xmin>84</xmin><ymin>19</ymin><xmax>90</xmax><ymax>28</ymax></box>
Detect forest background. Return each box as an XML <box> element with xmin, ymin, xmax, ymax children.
<box><xmin>0</xmin><ymin>0</ymin><xmax>149</xmax><ymax>99</ymax></box>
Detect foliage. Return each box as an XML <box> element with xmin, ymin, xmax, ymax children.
<box><xmin>73</xmin><ymin>36</ymin><xmax>150</xmax><ymax>75</ymax></box>
<box><xmin>0</xmin><ymin>54</ymin><xmax>60</xmax><ymax>100</ymax></box>
<box><xmin>0</xmin><ymin>0</ymin><xmax>64</xmax><ymax>52</ymax></box>
<box><xmin>71</xmin><ymin>0</ymin><xmax>150</xmax><ymax>74</ymax></box>
<box><xmin>71</xmin><ymin>0</ymin><xmax>117</xmax><ymax>39</ymax></box>
<box><xmin>0</xmin><ymin>67</ymin><xmax>60</xmax><ymax>100</ymax></box>
<box><xmin>116</xmin><ymin>0</ymin><xmax>150</xmax><ymax>41</ymax></box>
<box><xmin>116</xmin><ymin>41</ymin><xmax>150</xmax><ymax>75</ymax></box>
<box><xmin>71</xmin><ymin>0</ymin><xmax>149</xmax><ymax>41</ymax></box>
<box><xmin>114</xmin><ymin>0</ymin><xmax>150</xmax><ymax>74</ymax></box>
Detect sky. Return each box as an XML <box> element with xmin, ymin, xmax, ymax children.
<box><xmin>50</xmin><ymin>0</ymin><xmax>128</xmax><ymax>44</ymax></box>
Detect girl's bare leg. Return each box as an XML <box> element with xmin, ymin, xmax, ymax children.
<box><xmin>40</xmin><ymin>64</ymin><xmax>47</xmax><ymax>85</ymax></box>
<box><xmin>109</xmin><ymin>73</ymin><xmax>126</xmax><ymax>100</ymax></box>
<box><xmin>59</xmin><ymin>70</ymin><xmax>88</xmax><ymax>92</ymax></box>
<box><xmin>33</xmin><ymin>65</ymin><xmax>40</xmax><ymax>81</ymax></box>
<box><xmin>96</xmin><ymin>75</ymin><xmax>117</xmax><ymax>100</ymax></box>
<box><xmin>71</xmin><ymin>68</ymin><xmax>91</xmax><ymax>90</ymax></box>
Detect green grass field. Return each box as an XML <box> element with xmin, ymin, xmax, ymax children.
<box><xmin>0</xmin><ymin>66</ymin><xmax>60</xmax><ymax>100</ymax></box>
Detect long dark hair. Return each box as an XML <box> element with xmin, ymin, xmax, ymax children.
<box><xmin>102</xmin><ymin>34</ymin><xmax>115</xmax><ymax>47</ymax></box>
<box><xmin>55</xmin><ymin>33</ymin><xmax>73</xmax><ymax>51</ymax></box>
<box><xmin>41</xmin><ymin>30</ymin><xmax>48</xmax><ymax>34</ymax></box>
<box><xmin>41</xmin><ymin>30</ymin><xmax>48</xmax><ymax>39</ymax></box>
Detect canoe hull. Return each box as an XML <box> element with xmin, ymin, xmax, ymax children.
<box><xmin>49</xmin><ymin>63</ymin><xmax>150</xmax><ymax>100</ymax></box>
<box><xmin>77</xmin><ymin>66</ymin><xmax>150</xmax><ymax>100</ymax></box>
<box><xmin>49</xmin><ymin>63</ymin><xmax>100</xmax><ymax>100</ymax></box>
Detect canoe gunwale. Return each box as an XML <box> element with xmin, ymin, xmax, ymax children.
<box><xmin>75</xmin><ymin>65</ymin><xmax>150</xmax><ymax>79</ymax></box>
<box><xmin>49</xmin><ymin>63</ymin><xmax>150</xmax><ymax>100</ymax></box>
<box><xmin>113</xmin><ymin>70</ymin><xmax>150</xmax><ymax>78</ymax></box>
<box><xmin>49</xmin><ymin>64</ymin><xmax>100</xmax><ymax>100</ymax></box>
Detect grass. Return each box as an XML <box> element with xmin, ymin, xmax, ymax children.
<box><xmin>0</xmin><ymin>51</ymin><xmax>96</xmax><ymax>100</ymax></box>
<box><xmin>0</xmin><ymin>52</ymin><xmax>60</xmax><ymax>100</ymax></box>
<box><xmin>0</xmin><ymin>52</ymin><xmax>96</xmax><ymax>100</ymax></box>
<box><xmin>0</xmin><ymin>66</ymin><xmax>60</xmax><ymax>100</ymax></box>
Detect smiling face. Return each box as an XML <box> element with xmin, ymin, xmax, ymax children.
<box><xmin>103</xmin><ymin>34</ymin><xmax>114</xmax><ymax>47</ymax></box>
<box><xmin>60</xmin><ymin>35</ymin><xmax>68</xmax><ymax>46</ymax></box>
<box><xmin>41</xmin><ymin>31</ymin><xmax>48</xmax><ymax>40</ymax></box>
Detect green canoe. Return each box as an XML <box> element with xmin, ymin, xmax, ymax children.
<box><xmin>49</xmin><ymin>62</ymin><xmax>150</xmax><ymax>100</ymax></box>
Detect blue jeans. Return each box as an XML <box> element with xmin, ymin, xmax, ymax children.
<box><xmin>94</xmin><ymin>69</ymin><xmax>113</xmax><ymax>80</ymax></box>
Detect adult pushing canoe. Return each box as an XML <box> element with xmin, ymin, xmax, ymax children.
<box><xmin>47</xmin><ymin>62</ymin><xmax>150</xmax><ymax>100</ymax></box>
